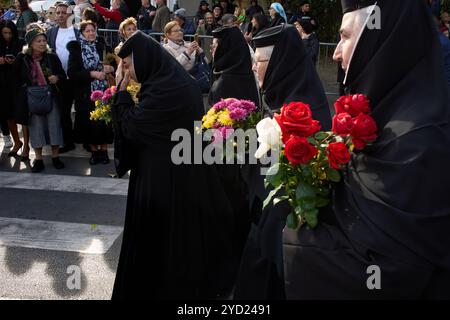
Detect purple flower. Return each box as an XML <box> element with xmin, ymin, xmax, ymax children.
<box><xmin>102</xmin><ymin>93</ymin><xmax>112</xmax><ymax>102</ymax></box>
<box><xmin>212</xmin><ymin>125</ymin><xmax>234</xmax><ymax>144</ymax></box>
<box><xmin>213</xmin><ymin>99</ymin><xmax>228</xmax><ymax>111</ymax></box>
<box><xmin>240</xmin><ymin>100</ymin><xmax>257</xmax><ymax>112</ymax></box>
<box><xmin>219</xmin><ymin>126</ymin><xmax>234</xmax><ymax>139</ymax></box>
<box><xmin>90</xmin><ymin>90</ymin><xmax>103</xmax><ymax>102</ymax></box>
<box><xmin>229</xmin><ymin>107</ymin><xmax>248</xmax><ymax>121</ymax></box>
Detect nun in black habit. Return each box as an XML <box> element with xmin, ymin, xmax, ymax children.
<box><xmin>283</xmin><ymin>0</ymin><xmax>450</xmax><ymax>299</ymax></box>
<box><xmin>208</xmin><ymin>26</ymin><xmax>259</xmax><ymax>106</ymax></box>
<box><xmin>110</xmin><ymin>31</ymin><xmax>234</xmax><ymax>300</ymax></box>
<box><xmin>234</xmin><ymin>25</ymin><xmax>331</xmax><ymax>299</ymax></box>
<box><xmin>207</xmin><ymin>25</ymin><xmax>260</xmax><ymax>295</ymax></box>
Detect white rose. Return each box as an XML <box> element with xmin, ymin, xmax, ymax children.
<box><xmin>254</xmin><ymin>117</ymin><xmax>282</xmax><ymax>159</ymax></box>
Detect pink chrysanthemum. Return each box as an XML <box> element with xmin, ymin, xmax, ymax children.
<box><xmin>90</xmin><ymin>90</ymin><xmax>103</xmax><ymax>102</ymax></box>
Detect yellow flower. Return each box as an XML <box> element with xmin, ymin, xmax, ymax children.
<box><xmin>217</xmin><ymin>110</ymin><xmax>234</xmax><ymax>126</ymax></box>
<box><xmin>202</xmin><ymin>108</ymin><xmax>219</xmax><ymax>129</ymax></box>
<box><xmin>95</xmin><ymin>100</ymin><xmax>101</xmax><ymax>107</ymax></box>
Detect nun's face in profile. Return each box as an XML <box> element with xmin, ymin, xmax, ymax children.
<box><xmin>253</xmin><ymin>46</ymin><xmax>273</xmax><ymax>88</ymax></box>
<box><xmin>269</xmin><ymin>7</ymin><xmax>276</xmax><ymax>18</ymax></box>
<box><xmin>333</xmin><ymin>10</ymin><xmax>365</xmax><ymax>73</ymax></box>
<box><xmin>122</xmin><ymin>55</ymin><xmax>138</xmax><ymax>82</ymax></box>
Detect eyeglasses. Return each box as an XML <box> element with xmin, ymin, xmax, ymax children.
<box><xmin>172</xmin><ymin>28</ymin><xmax>184</xmax><ymax>33</ymax></box>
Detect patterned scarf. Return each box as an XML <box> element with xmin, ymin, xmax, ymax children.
<box><xmin>79</xmin><ymin>35</ymin><xmax>107</xmax><ymax>93</ymax></box>
<box><xmin>30</xmin><ymin>53</ymin><xmax>47</xmax><ymax>86</ymax></box>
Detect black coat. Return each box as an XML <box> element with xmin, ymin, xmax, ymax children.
<box><xmin>14</xmin><ymin>51</ymin><xmax>66</xmax><ymax>125</ymax></box>
<box><xmin>66</xmin><ymin>38</ymin><xmax>113</xmax><ymax>145</ymax></box>
<box><xmin>0</xmin><ymin>36</ymin><xmax>23</xmax><ymax>121</ymax></box>
<box><xmin>111</xmin><ymin>31</ymin><xmax>234</xmax><ymax>299</ymax></box>
<box><xmin>283</xmin><ymin>0</ymin><xmax>450</xmax><ymax>299</ymax></box>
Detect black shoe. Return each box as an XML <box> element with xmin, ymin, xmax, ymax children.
<box><xmin>52</xmin><ymin>157</ymin><xmax>65</xmax><ymax>169</ymax></box>
<box><xmin>59</xmin><ymin>143</ymin><xmax>75</xmax><ymax>154</ymax></box>
<box><xmin>7</xmin><ymin>141</ymin><xmax>23</xmax><ymax>157</ymax></box>
<box><xmin>89</xmin><ymin>151</ymin><xmax>100</xmax><ymax>165</ymax></box>
<box><xmin>31</xmin><ymin>159</ymin><xmax>45</xmax><ymax>173</ymax></box>
<box><xmin>100</xmin><ymin>150</ymin><xmax>110</xmax><ymax>164</ymax></box>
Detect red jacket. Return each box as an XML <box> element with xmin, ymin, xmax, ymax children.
<box><xmin>93</xmin><ymin>3</ymin><xmax>122</xmax><ymax>23</ymax></box>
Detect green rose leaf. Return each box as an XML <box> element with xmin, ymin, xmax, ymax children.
<box><xmin>316</xmin><ymin>197</ymin><xmax>330</xmax><ymax>208</ymax></box>
<box><xmin>305</xmin><ymin>208</ymin><xmax>319</xmax><ymax>229</ymax></box>
<box><xmin>266</xmin><ymin>163</ymin><xmax>285</xmax><ymax>188</ymax></box>
<box><xmin>287</xmin><ymin>212</ymin><xmax>299</xmax><ymax>229</ymax></box>
<box><xmin>296</xmin><ymin>182</ymin><xmax>316</xmax><ymax>201</ymax></box>
<box><xmin>300</xmin><ymin>198</ymin><xmax>316</xmax><ymax>211</ymax></box>
<box><xmin>327</xmin><ymin>168</ymin><xmax>341</xmax><ymax>183</ymax></box>
<box><xmin>314</xmin><ymin>132</ymin><xmax>329</xmax><ymax>141</ymax></box>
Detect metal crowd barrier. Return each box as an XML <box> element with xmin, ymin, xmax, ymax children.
<box><xmin>97</xmin><ymin>29</ymin><xmax>340</xmax><ymax>96</ymax></box>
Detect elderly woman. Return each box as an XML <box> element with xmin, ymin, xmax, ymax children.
<box><xmin>163</xmin><ymin>21</ymin><xmax>203</xmax><ymax>71</ymax></box>
<box><xmin>268</xmin><ymin>2</ymin><xmax>287</xmax><ymax>27</ymax></box>
<box><xmin>15</xmin><ymin>27</ymin><xmax>66</xmax><ymax>172</ymax></box>
<box><xmin>67</xmin><ymin>20</ymin><xmax>114</xmax><ymax>165</ymax></box>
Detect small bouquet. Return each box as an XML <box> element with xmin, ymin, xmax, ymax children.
<box><xmin>256</xmin><ymin>94</ymin><xmax>378</xmax><ymax>229</ymax></box>
<box><xmin>201</xmin><ymin>98</ymin><xmax>261</xmax><ymax>159</ymax></box>
<box><xmin>90</xmin><ymin>84</ymin><xmax>141</xmax><ymax>124</ymax></box>
<box><xmin>90</xmin><ymin>86</ymin><xmax>117</xmax><ymax>124</ymax></box>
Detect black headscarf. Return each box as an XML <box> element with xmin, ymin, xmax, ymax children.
<box><xmin>117</xmin><ymin>31</ymin><xmax>204</xmax><ymax>145</ymax></box>
<box><xmin>208</xmin><ymin>26</ymin><xmax>259</xmax><ymax>106</ymax></box>
<box><xmin>254</xmin><ymin>24</ymin><xmax>331</xmax><ymax>130</ymax></box>
<box><xmin>336</xmin><ymin>0</ymin><xmax>450</xmax><ymax>268</ymax></box>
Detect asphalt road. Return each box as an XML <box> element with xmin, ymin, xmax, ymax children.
<box><xmin>0</xmin><ymin>138</ymin><xmax>128</xmax><ymax>300</ymax></box>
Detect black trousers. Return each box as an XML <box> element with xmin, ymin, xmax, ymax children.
<box><xmin>59</xmin><ymin>79</ymin><xmax>75</xmax><ymax>146</ymax></box>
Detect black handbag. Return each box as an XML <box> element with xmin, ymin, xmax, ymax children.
<box><xmin>188</xmin><ymin>52</ymin><xmax>211</xmax><ymax>93</ymax></box>
<box><xmin>27</xmin><ymin>85</ymin><xmax>53</xmax><ymax>116</ymax></box>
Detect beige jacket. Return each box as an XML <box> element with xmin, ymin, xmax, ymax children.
<box><xmin>163</xmin><ymin>40</ymin><xmax>197</xmax><ymax>71</ymax></box>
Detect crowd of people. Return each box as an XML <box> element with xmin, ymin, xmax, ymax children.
<box><xmin>0</xmin><ymin>0</ymin><xmax>323</xmax><ymax>173</ymax></box>
<box><xmin>0</xmin><ymin>0</ymin><xmax>450</xmax><ymax>300</ymax></box>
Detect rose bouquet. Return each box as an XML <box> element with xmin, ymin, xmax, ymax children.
<box><xmin>255</xmin><ymin>94</ymin><xmax>378</xmax><ymax>229</ymax></box>
<box><xmin>90</xmin><ymin>84</ymin><xmax>141</xmax><ymax>124</ymax></box>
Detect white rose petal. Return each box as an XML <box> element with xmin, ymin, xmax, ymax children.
<box><xmin>254</xmin><ymin>118</ymin><xmax>282</xmax><ymax>159</ymax></box>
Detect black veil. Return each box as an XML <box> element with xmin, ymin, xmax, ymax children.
<box><xmin>208</xmin><ymin>26</ymin><xmax>259</xmax><ymax>106</ymax></box>
<box><xmin>259</xmin><ymin>25</ymin><xmax>331</xmax><ymax>130</ymax></box>
<box><xmin>338</xmin><ymin>0</ymin><xmax>450</xmax><ymax>269</ymax></box>
<box><xmin>117</xmin><ymin>31</ymin><xmax>204</xmax><ymax>144</ymax></box>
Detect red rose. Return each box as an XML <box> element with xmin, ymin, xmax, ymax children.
<box><xmin>284</xmin><ymin>136</ymin><xmax>318</xmax><ymax>165</ymax></box>
<box><xmin>351</xmin><ymin>113</ymin><xmax>378</xmax><ymax>150</ymax></box>
<box><xmin>332</xmin><ymin>112</ymin><xmax>354</xmax><ymax>136</ymax></box>
<box><xmin>327</xmin><ymin>142</ymin><xmax>351</xmax><ymax>170</ymax></box>
<box><xmin>334</xmin><ymin>94</ymin><xmax>371</xmax><ymax>117</ymax></box>
<box><xmin>275</xmin><ymin>102</ymin><xmax>321</xmax><ymax>144</ymax></box>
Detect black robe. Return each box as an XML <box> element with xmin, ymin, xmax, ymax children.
<box><xmin>110</xmin><ymin>31</ymin><xmax>234</xmax><ymax>300</ymax></box>
<box><xmin>207</xmin><ymin>26</ymin><xmax>260</xmax><ymax>295</ymax></box>
<box><xmin>234</xmin><ymin>25</ymin><xmax>332</xmax><ymax>300</ymax></box>
<box><xmin>283</xmin><ymin>0</ymin><xmax>450</xmax><ymax>299</ymax></box>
